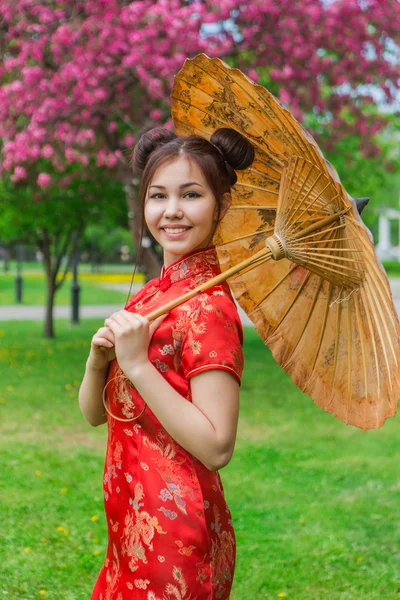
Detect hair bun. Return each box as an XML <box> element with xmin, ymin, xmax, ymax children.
<box><xmin>132</xmin><ymin>128</ymin><xmax>178</xmax><ymax>172</ymax></box>
<box><xmin>210</xmin><ymin>128</ymin><xmax>255</xmax><ymax>171</ymax></box>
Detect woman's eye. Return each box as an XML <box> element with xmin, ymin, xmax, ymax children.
<box><xmin>150</xmin><ymin>193</ymin><xmax>165</xmax><ymax>199</ymax></box>
<box><xmin>184</xmin><ymin>192</ymin><xmax>200</xmax><ymax>199</ymax></box>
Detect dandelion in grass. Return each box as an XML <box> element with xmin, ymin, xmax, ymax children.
<box><xmin>61</xmin><ymin>487</ymin><xmax>68</xmax><ymax>493</ymax></box>
<box><xmin>24</xmin><ymin>547</ymin><xmax>31</xmax><ymax>552</ymax></box>
<box><xmin>39</xmin><ymin>591</ymin><xmax>46</xmax><ymax>597</ymax></box>
<box><xmin>57</xmin><ymin>526</ymin><xmax>65</xmax><ymax>532</ymax></box>
<box><xmin>278</xmin><ymin>594</ymin><xmax>286</xmax><ymax>598</ymax></box>
<box><xmin>357</xmin><ymin>556</ymin><xmax>363</xmax><ymax>562</ymax></box>
<box><xmin>35</xmin><ymin>470</ymin><xmax>42</xmax><ymax>476</ymax></box>
<box><xmin>91</xmin><ymin>515</ymin><xmax>99</xmax><ymax>522</ymax></box>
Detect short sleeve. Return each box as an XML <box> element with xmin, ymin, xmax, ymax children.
<box><xmin>180</xmin><ymin>289</ymin><xmax>244</xmax><ymax>385</ymax></box>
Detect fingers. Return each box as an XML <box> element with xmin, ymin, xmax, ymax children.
<box><xmin>103</xmin><ymin>310</ymin><xmax>167</xmax><ymax>339</ymax></box>
<box><xmin>149</xmin><ymin>314</ymin><xmax>167</xmax><ymax>338</ymax></box>
<box><xmin>104</xmin><ymin>311</ymin><xmax>147</xmax><ymax>333</ymax></box>
<box><xmin>92</xmin><ymin>326</ymin><xmax>115</xmax><ymax>348</ymax></box>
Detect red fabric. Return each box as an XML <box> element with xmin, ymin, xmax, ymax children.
<box><xmin>91</xmin><ymin>247</ymin><xmax>244</xmax><ymax>600</ymax></box>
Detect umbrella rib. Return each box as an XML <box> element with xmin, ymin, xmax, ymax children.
<box><xmin>295</xmin><ymin>223</ymin><xmax>346</xmax><ymax>242</ymax></box>
<box><xmin>234</xmin><ymin>181</ymin><xmax>280</xmax><ymax>194</ymax></box>
<box><xmin>228</xmin><ymin>205</ymin><xmax>278</xmax><ymax>210</ymax></box>
<box><xmin>354</xmin><ymin>291</ymin><xmax>368</xmax><ymax>400</ymax></box>
<box><xmin>289</xmin><ymin>253</ymin><xmax>363</xmax><ymax>278</ymax></box>
<box><xmin>289</xmin><ymin>275</ymin><xmax>323</xmax><ymax>358</ymax></box>
<box><xmin>347</xmin><ymin>300</ymin><xmax>353</xmax><ymax>402</ymax></box>
<box><xmin>364</xmin><ymin>274</ymin><xmax>397</xmax><ymax>369</ymax></box>
<box><xmin>363</xmin><ymin>243</ymin><xmax>399</xmax><ymax>329</ymax></box>
<box><xmin>324</xmin><ymin>299</ymin><xmax>342</xmax><ymax>413</ymax></box>
<box><xmin>359</xmin><ymin>286</ymin><xmax>381</xmax><ymax>398</ymax></box>
<box><xmin>215</xmin><ymin>226</ymin><xmax>274</xmax><ymax>247</ymax></box>
<box><xmin>285</xmin><ymin>169</ymin><xmax>326</xmax><ymax>228</ymax></box>
<box><xmin>366</xmin><ymin>279</ymin><xmax>393</xmax><ymax>393</ymax></box>
<box><xmin>311</xmin><ymin>281</ymin><xmax>333</xmax><ymax>373</ymax></box>
<box><xmin>294</xmin><ymin>247</ymin><xmax>363</xmax><ymax>253</ymax></box>
<box><xmin>276</xmin><ymin>271</ymin><xmax>312</xmax><ymax>330</ymax></box>
<box><xmin>228</xmin><ymin>253</ymin><xmax>273</xmax><ymax>281</ymax></box>
<box><xmin>293</xmin><ymin>249</ymin><xmax>364</xmax><ymax>265</ymax></box>
<box><xmin>307</xmin><ymin>237</ymin><xmax>359</xmax><ymax>245</ymax></box>
<box><xmin>293</xmin><ymin>192</ymin><xmax>341</xmax><ymax>231</ymax></box>
<box><xmin>252</xmin><ymin>263</ymin><xmax>298</xmax><ymax>310</ymax></box>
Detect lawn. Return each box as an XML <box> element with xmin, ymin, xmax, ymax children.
<box><xmin>1</xmin><ymin>321</ymin><xmax>400</xmax><ymax>599</ymax></box>
<box><xmin>0</xmin><ymin>273</ymin><xmax>138</xmax><ymax>306</ymax></box>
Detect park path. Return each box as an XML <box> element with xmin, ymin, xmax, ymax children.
<box><xmin>1</xmin><ymin>280</ymin><xmax>400</xmax><ymax>325</ymax></box>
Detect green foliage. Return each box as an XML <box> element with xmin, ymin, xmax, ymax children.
<box><xmin>2</xmin><ymin>322</ymin><xmax>400</xmax><ymax>598</ymax></box>
<box><xmin>323</xmin><ymin>126</ymin><xmax>400</xmax><ymax>236</ymax></box>
<box><xmin>0</xmin><ymin>165</ymin><xmax>127</xmax><ymax>246</ymax></box>
<box><xmin>81</xmin><ymin>225</ymin><xmax>135</xmax><ymax>263</ymax></box>
<box><xmin>381</xmin><ymin>261</ymin><xmax>400</xmax><ymax>277</ymax></box>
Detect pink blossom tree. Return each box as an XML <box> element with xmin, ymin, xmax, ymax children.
<box><xmin>0</xmin><ymin>0</ymin><xmax>398</xmax><ymax>336</ymax></box>
<box><xmin>235</xmin><ymin>0</ymin><xmax>400</xmax><ymax>154</ymax></box>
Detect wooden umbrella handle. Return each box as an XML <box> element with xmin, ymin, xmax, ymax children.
<box><xmin>145</xmin><ymin>247</ymin><xmax>271</xmax><ymax>321</ymax></box>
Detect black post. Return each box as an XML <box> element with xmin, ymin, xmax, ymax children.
<box><xmin>71</xmin><ymin>249</ymin><xmax>80</xmax><ymax>325</ymax></box>
<box><xmin>15</xmin><ymin>244</ymin><xmax>23</xmax><ymax>303</ymax></box>
<box><xmin>2</xmin><ymin>247</ymin><xmax>9</xmax><ymax>273</ymax></box>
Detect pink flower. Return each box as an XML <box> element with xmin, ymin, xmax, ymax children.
<box><xmin>150</xmin><ymin>109</ymin><xmax>161</xmax><ymax>121</ymax></box>
<box><xmin>11</xmin><ymin>166</ymin><xmax>28</xmax><ymax>182</ymax></box>
<box><xmin>37</xmin><ymin>173</ymin><xmax>51</xmax><ymax>188</ymax></box>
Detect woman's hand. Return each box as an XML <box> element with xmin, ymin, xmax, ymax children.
<box><xmin>87</xmin><ymin>326</ymin><xmax>116</xmax><ymax>371</ymax></box>
<box><xmin>104</xmin><ymin>310</ymin><xmax>165</xmax><ymax>380</ymax></box>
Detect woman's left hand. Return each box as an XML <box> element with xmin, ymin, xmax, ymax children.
<box><xmin>104</xmin><ymin>310</ymin><xmax>165</xmax><ymax>380</ymax></box>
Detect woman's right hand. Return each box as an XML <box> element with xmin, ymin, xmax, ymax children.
<box><xmin>87</xmin><ymin>326</ymin><xmax>116</xmax><ymax>371</ymax></box>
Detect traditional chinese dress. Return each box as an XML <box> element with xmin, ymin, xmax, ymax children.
<box><xmin>91</xmin><ymin>246</ymin><xmax>244</xmax><ymax>600</ymax></box>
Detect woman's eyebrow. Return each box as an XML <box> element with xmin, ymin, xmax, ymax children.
<box><xmin>149</xmin><ymin>182</ymin><xmax>204</xmax><ymax>190</ymax></box>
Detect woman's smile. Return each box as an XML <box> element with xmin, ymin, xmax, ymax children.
<box><xmin>161</xmin><ymin>225</ymin><xmax>192</xmax><ymax>237</ymax></box>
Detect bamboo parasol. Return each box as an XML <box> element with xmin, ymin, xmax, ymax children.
<box><xmin>147</xmin><ymin>54</ymin><xmax>400</xmax><ymax>430</ymax></box>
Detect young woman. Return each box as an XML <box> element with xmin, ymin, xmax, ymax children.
<box><xmin>79</xmin><ymin>127</ymin><xmax>254</xmax><ymax>599</ymax></box>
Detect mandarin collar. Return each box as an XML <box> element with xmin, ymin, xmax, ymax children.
<box><xmin>158</xmin><ymin>246</ymin><xmax>220</xmax><ymax>292</ymax></box>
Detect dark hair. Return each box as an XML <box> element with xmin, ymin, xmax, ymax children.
<box><xmin>132</xmin><ymin>127</ymin><xmax>255</xmax><ymax>225</ymax></box>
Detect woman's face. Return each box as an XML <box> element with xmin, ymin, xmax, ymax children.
<box><xmin>145</xmin><ymin>156</ymin><xmax>226</xmax><ymax>267</ymax></box>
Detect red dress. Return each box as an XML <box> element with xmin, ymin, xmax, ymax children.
<box><xmin>91</xmin><ymin>247</ymin><xmax>244</xmax><ymax>600</ymax></box>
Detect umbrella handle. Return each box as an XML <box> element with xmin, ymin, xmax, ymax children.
<box><xmin>145</xmin><ymin>246</ymin><xmax>271</xmax><ymax>321</ymax></box>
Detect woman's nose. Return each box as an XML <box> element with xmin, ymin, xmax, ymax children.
<box><xmin>164</xmin><ymin>197</ymin><xmax>183</xmax><ymax>219</ymax></box>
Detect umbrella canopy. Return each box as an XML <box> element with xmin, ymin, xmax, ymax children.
<box><xmin>169</xmin><ymin>54</ymin><xmax>400</xmax><ymax>430</ymax></box>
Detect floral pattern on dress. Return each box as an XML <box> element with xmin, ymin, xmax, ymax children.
<box><xmin>121</xmin><ymin>481</ymin><xmax>167</xmax><ymax>573</ymax></box>
<box><xmin>91</xmin><ymin>247</ymin><xmax>243</xmax><ymax>600</ymax></box>
<box><xmin>147</xmin><ymin>566</ymin><xmax>194</xmax><ymax>600</ymax></box>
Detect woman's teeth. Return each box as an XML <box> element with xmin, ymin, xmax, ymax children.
<box><xmin>163</xmin><ymin>228</ymin><xmax>188</xmax><ymax>234</ymax></box>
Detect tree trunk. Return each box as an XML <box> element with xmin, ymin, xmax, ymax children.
<box><xmin>39</xmin><ymin>231</ymin><xmax>57</xmax><ymax>338</ymax></box>
<box><xmin>120</xmin><ymin>165</ymin><xmax>162</xmax><ymax>280</ymax></box>
<box><xmin>44</xmin><ymin>277</ymin><xmax>56</xmax><ymax>338</ymax></box>
<box><xmin>38</xmin><ymin>227</ymin><xmax>81</xmax><ymax>338</ymax></box>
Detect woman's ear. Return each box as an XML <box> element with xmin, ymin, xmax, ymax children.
<box><xmin>215</xmin><ymin>193</ymin><xmax>232</xmax><ymax>221</ymax></box>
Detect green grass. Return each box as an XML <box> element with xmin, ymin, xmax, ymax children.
<box><xmin>1</xmin><ymin>321</ymin><xmax>400</xmax><ymax>599</ymax></box>
<box><xmin>0</xmin><ymin>274</ymin><xmax>128</xmax><ymax>306</ymax></box>
<box><xmin>382</xmin><ymin>261</ymin><xmax>400</xmax><ymax>277</ymax></box>
<box><xmin>3</xmin><ymin>260</ymin><xmax>140</xmax><ymax>274</ymax></box>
